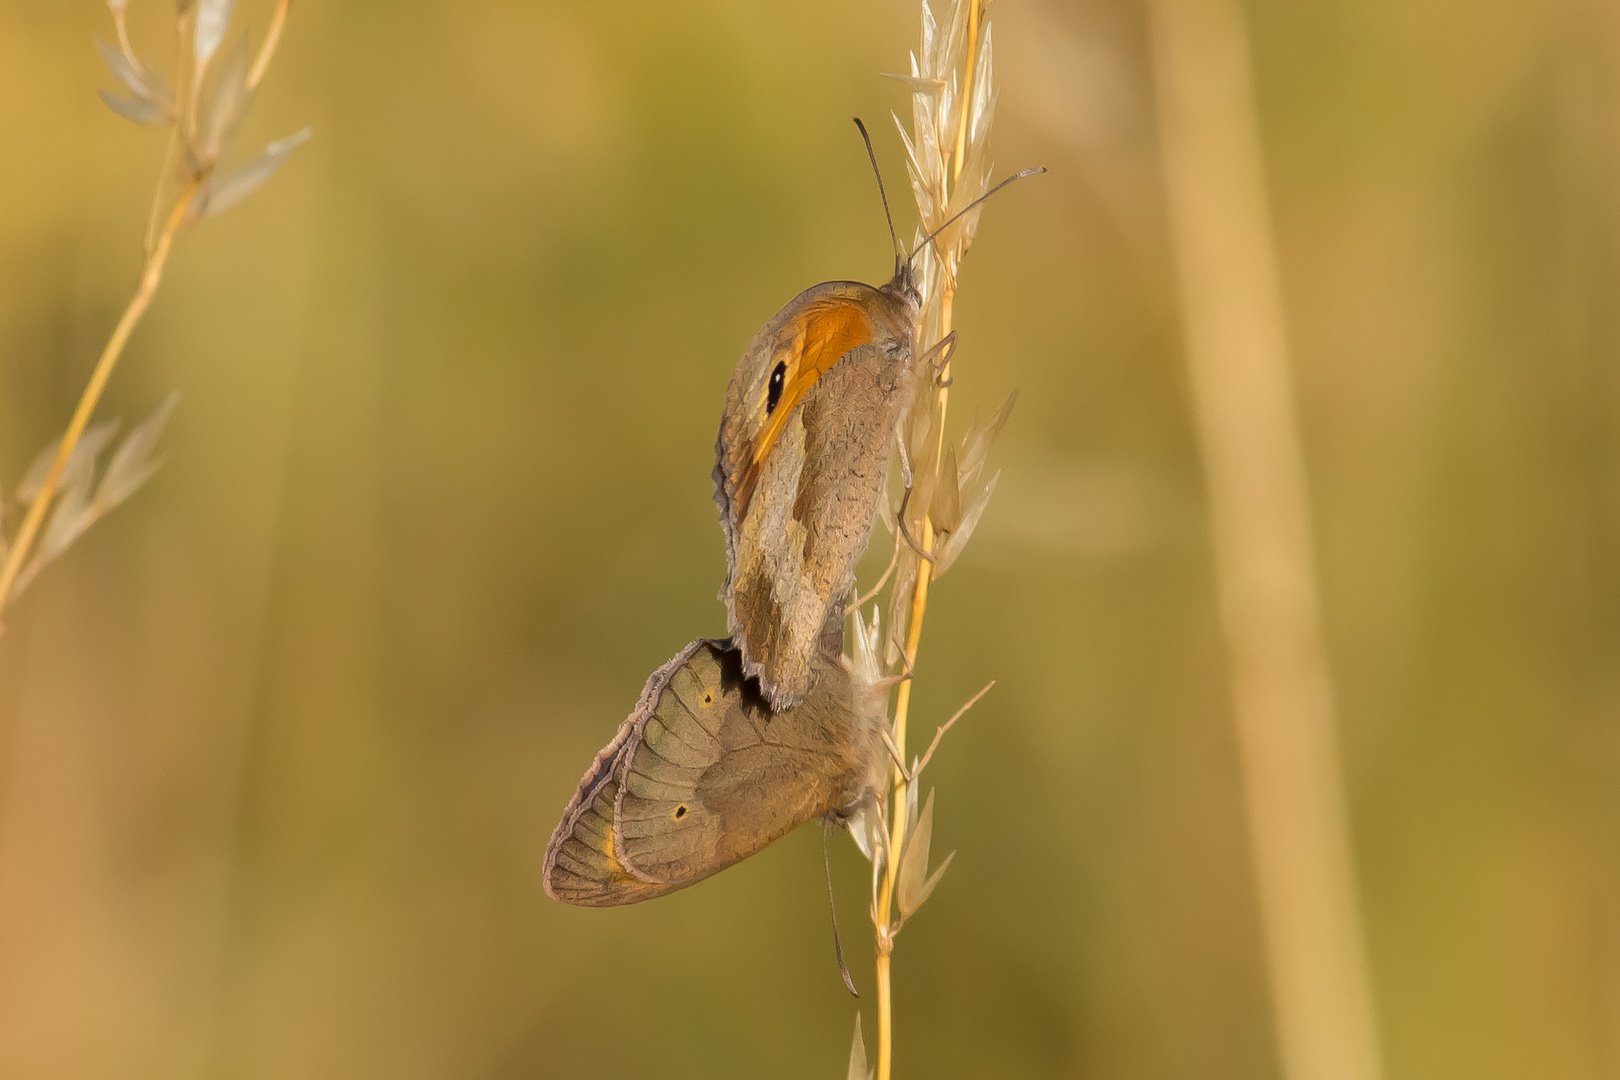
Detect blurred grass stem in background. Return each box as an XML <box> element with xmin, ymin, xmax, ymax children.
<box><xmin>1147</xmin><ymin>1</ymin><xmax>1385</xmax><ymax>1079</ymax></box>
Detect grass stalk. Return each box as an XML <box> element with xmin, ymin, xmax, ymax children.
<box><xmin>872</xmin><ymin>2</ymin><xmax>984</xmax><ymax>1071</ymax></box>
<box><xmin>0</xmin><ymin>0</ymin><xmax>299</xmax><ymax>624</ymax></box>
<box><xmin>1146</xmin><ymin>0</ymin><xmax>1384</xmax><ymax>1078</ymax></box>
<box><xmin>874</xmin><ymin>515</ymin><xmax>934</xmax><ymax>1080</ymax></box>
<box><xmin>0</xmin><ymin>182</ymin><xmax>199</xmax><ymax>621</ymax></box>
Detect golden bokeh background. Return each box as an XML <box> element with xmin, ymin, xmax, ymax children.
<box><xmin>1</xmin><ymin>0</ymin><xmax>1616</xmax><ymax>1077</ymax></box>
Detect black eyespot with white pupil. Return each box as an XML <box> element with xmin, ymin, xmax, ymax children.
<box><xmin>766</xmin><ymin>362</ymin><xmax>786</xmax><ymax>414</ymax></box>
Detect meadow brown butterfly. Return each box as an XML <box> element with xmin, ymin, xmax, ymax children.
<box><xmin>544</xmin><ymin>124</ymin><xmax>1039</xmax><ymax>905</ymax></box>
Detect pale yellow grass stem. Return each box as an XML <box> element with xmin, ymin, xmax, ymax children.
<box><xmin>873</xmin><ymin>0</ymin><xmax>982</xmax><ymax>1068</ymax></box>
<box><xmin>1146</xmin><ymin>1</ymin><xmax>1384</xmax><ymax>1079</ymax></box>
<box><xmin>0</xmin><ymin>181</ymin><xmax>201</xmax><ymax>623</ymax></box>
<box><xmin>246</xmin><ymin>0</ymin><xmax>291</xmax><ymax>93</ymax></box>
<box><xmin>874</xmin><ymin>516</ymin><xmax>934</xmax><ymax>1080</ymax></box>
<box><xmin>144</xmin><ymin>16</ymin><xmax>189</xmax><ymax>256</ymax></box>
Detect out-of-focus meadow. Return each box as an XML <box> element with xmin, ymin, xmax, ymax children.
<box><xmin>1</xmin><ymin>0</ymin><xmax>1617</xmax><ymax>1077</ymax></box>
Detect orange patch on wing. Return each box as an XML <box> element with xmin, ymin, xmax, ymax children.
<box><xmin>734</xmin><ymin>299</ymin><xmax>874</xmax><ymax>519</ymax></box>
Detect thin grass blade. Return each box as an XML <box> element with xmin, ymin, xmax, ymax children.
<box><xmin>98</xmin><ymin>88</ymin><xmax>168</xmax><ymax>125</ymax></box>
<box><xmin>932</xmin><ymin>469</ymin><xmax>998</xmax><ymax>578</ymax></box>
<box><xmin>966</xmin><ymin>22</ymin><xmax>996</xmax><ymax>152</ymax></box>
<box><xmin>884</xmin><ymin>555</ymin><xmax>916</xmax><ymax>667</ymax></box>
<box><xmin>852</xmin><ymin>605</ymin><xmax>884</xmax><ymax>685</ymax></box>
<box><xmin>959</xmin><ymin>390</ymin><xmax>1015</xmax><ymax>484</ymax></box>
<box><xmin>97</xmin><ymin>392</ymin><xmax>178</xmax><ymax>511</ymax></box>
<box><xmin>934</xmin><ymin>442</ymin><xmax>962</xmax><ymax>535</ymax></box>
<box><xmin>882</xmin><ymin>72</ymin><xmax>944</xmax><ymax>92</ymax></box>
<box><xmin>906</xmin><ymin>407</ymin><xmax>941</xmax><ymax>532</ymax></box>
<box><xmin>199</xmin><ymin>127</ymin><xmax>310</xmax><ymax>217</ymax></box>
<box><xmin>897</xmin><ymin>788</ymin><xmax>937</xmax><ymax>919</ymax></box>
<box><xmin>847</xmin><ymin>1014</ymin><xmax>873</xmax><ymax>1080</ymax></box>
<box><xmin>913</xmin><ymin>850</ymin><xmax>955</xmax><ymax>913</ymax></box>
<box><xmin>36</xmin><ymin>475</ymin><xmax>97</xmax><ymax>567</ymax></box>
<box><xmin>94</xmin><ymin>37</ymin><xmax>167</xmax><ymax>106</ymax></box>
<box><xmin>194</xmin><ymin>0</ymin><xmax>235</xmax><ymax>66</ymax></box>
<box><xmin>19</xmin><ymin>421</ymin><xmax>119</xmax><ymax>504</ymax></box>
<box><xmin>202</xmin><ymin>36</ymin><xmax>252</xmax><ymax>158</ymax></box>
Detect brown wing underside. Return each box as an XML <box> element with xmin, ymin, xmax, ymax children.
<box><xmin>721</xmin><ymin>344</ymin><xmax>909</xmax><ymax>708</ymax></box>
<box><xmin>715</xmin><ymin>283</ymin><xmax>916</xmax><ymax>711</ymax></box>
<box><xmin>729</xmin><ymin>298</ymin><xmax>876</xmax><ymax>522</ymax></box>
<box><xmin>543</xmin><ymin>639</ymin><xmax>879</xmax><ymax>908</ymax></box>
<box><xmin>543</xmin><ymin>643</ymin><xmax>703</xmax><ymax>906</ymax></box>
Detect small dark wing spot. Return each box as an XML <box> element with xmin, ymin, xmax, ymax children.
<box><xmin>766</xmin><ymin>362</ymin><xmax>786</xmax><ymax>414</ymax></box>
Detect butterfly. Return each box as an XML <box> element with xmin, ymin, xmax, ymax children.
<box><xmin>544</xmin><ymin>123</ymin><xmax>1038</xmax><ymax>905</ymax></box>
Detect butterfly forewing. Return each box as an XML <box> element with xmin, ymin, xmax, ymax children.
<box><xmin>715</xmin><ymin>277</ymin><xmax>920</xmax><ymax>709</ymax></box>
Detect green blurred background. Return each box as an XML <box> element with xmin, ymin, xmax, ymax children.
<box><xmin>1</xmin><ymin>0</ymin><xmax>1617</xmax><ymax>1077</ymax></box>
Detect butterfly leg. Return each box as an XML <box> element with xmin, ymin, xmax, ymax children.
<box><xmin>895</xmin><ymin>486</ymin><xmax>937</xmax><ymax>565</ymax></box>
<box><xmin>823</xmin><ymin>821</ymin><xmax>860</xmax><ymax>997</ymax></box>
<box><xmin>854</xmin><ymin>537</ymin><xmax>902</xmax><ymax>610</ymax></box>
<box><xmin>916</xmin><ymin>329</ymin><xmax>957</xmax><ymax>380</ymax></box>
<box><xmin>873</xmin><ymin>638</ymin><xmax>917</xmax><ymax>691</ymax></box>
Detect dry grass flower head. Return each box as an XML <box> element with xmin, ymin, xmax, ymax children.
<box><xmin>842</xmin><ymin>0</ymin><xmax>1038</xmax><ymax>1077</ymax></box>
<box><xmin>0</xmin><ymin>0</ymin><xmax>305</xmax><ymax>626</ymax></box>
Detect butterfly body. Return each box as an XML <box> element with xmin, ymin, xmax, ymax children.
<box><xmin>543</xmin><ymin>637</ymin><xmax>886</xmax><ymax>907</ymax></box>
<box><xmin>715</xmin><ymin>264</ymin><xmax>920</xmax><ymax>710</ymax></box>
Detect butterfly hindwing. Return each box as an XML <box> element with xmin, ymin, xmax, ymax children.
<box><xmin>543</xmin><ymin>643</ymin><xmax>707</xmax><ymax>906</ymax></box>
<box><xmin>544</xmin><ymin>638</ymin><xmax>886</xmax><ymax>907</ymax></box>
<box><xmin>616</xmin><ymin>643</ymin><xmax>847</xmax><ymax>885</ymax></box>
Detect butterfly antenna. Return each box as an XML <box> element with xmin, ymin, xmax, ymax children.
<box><xmin>824</xmin><ymin>821</ymin><xmax>859</xmax><ymax>997</ymax></box>
<box><xmin>853</xmin><ymin>117</ymin><xmax>906</xmax><ymax>267</ymax></box>
<box><xmin>907</xmin><ymin>166</ymin><xmax>1048</xmax><ymax>270</ymax></box>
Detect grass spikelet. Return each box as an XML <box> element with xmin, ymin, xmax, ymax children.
<box><xmin>0</xmin><ymin>0</ymin><xmax>305</xmax><ymax>626</ymax></box>
<box><xmin>849</xmin><ymin>1</ymin><xmax>1031</xmax><ymax>1076</ymax></box>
